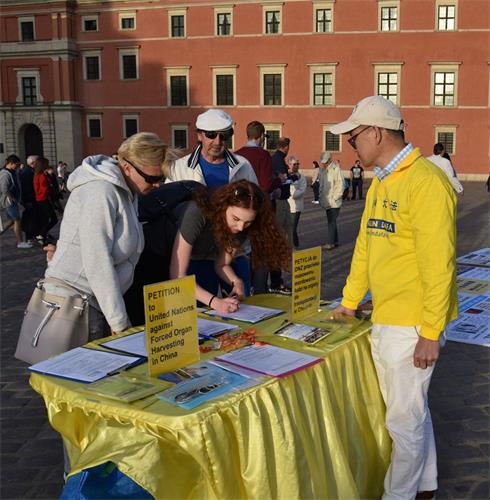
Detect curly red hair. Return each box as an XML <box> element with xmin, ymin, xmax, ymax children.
<box><xmin>194</xmin><ymin>180</ymin><xmax>291</xmax><ymax>271</ymax></box>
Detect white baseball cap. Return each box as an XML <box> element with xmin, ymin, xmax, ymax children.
<box><xmin>196</xmin><ymin>109</ymin><xmax>234</xmax><ymax>131</ymax></box>
<box><xmin>319</xmin><ymin>151</ymin><xmax>331</xmax><ymax>163</ymax></box>
<box><xmin>330</xmin><ymin>96</ymin><xmax>404</xmax><ymax>135</ymax></box>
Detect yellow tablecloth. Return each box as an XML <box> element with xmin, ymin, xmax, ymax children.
<box><xmin>30</xmin><ymin>296</ymin><xmax>391</xmax><ymax>499</ymax></box>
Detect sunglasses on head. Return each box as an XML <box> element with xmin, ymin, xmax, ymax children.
<box><xmin>122</xmin><ymin>157</ymin><xmax>164</xmax><ymax>184</ymax></box>
<box><xmin>200</xmin><ymin>128</ymin><xmax>234</xmax><ymax>141</ymax></box>
<box><xmin>233</xmin><ymin>186</ymin><xmax>264</xmax><ymax>203</ymax></box>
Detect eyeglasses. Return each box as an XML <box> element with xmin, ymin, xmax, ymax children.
<box><xmin>122</xmin><ymin>157</ymin><xmax>164</xmax><ymax>184</ymax></box>
<box><xmin>200</xmin><ymin>128</ymin><xmax>234</xmax><ymax>141</ymax></box>
<box><xmin>292</xmin><ymin>163</ymin><xmax>300</xmax><ymax>167</ymax></box>
<box><xmin>347</xmin><ymin>126</ymin><xmax>372</xmax><ymax>150</ymax></box>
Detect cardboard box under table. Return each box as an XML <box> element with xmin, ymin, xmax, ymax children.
<box><xmin>29</xmin><ymin>295</ymin><xmax>390</xmax><ymax>499</ymax></box>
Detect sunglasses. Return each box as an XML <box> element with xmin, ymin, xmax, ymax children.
<box><xmin>174</xmin><ymin>383</ymin><xmax>221</xmax><ymax>403</ymax></box>
<box><xmin>233</xmin><ymin>186</ymin><xmax>264</xmax><ymax>203</ymax></box>
<box><xmin>347</xmin><ymin>126</ymin><xmax>372</xmax><ymax>150</ymax></box>
<box><xmin>200</xmin><ymin>128</ymin><xmax>234</xmax><ymax>141</ymax></box>
<box><xmin>122</xmin><ymin>157</ymin><xmax>164</xmax><ymax>184</ymax></box>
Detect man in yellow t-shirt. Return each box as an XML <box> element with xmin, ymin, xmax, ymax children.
<box><xmin>331</xmin><ymin>96</ymin><xmax>458</xmax><ymax>500</ymax></box>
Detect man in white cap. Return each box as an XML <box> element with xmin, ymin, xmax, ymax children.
<box><xmin>331</xmin><ymin>96</ymin><xmax>458</xmax><ymax>500</ymax></box>
<box><xmin>168</xmin><ymin>109</ymin><xmax>257</xmax><ymax>187</ymax></box>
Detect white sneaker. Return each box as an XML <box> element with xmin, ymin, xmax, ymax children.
<box><xmin>312</xmin><ymin>200</ymin><xmax>320</xmax><ymax>204</ymax></box>
<box><xmin>17</xmin><ymin>242</ymin><xmax>33</xmax><ymax>249</ymax></box>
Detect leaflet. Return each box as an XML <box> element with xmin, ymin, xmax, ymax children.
<box><xmin>197</xmin><ymin>318</ymin><xmax>240</xmax><ymax>339</ymax></box>
<box><xmin>215</xmin><ymin>344</ymin><xmax>323</xmax><ymax>378</ymax></box>
<box><xmin>446</xmin><ymin>314</ymin><xmax>490</xmax><ymax>347</ymax></box>
<box><xmin>204</xmin><ymin>303</ymin><xmax>284</xmax><ymax>323</ymax></box>
<box><xmin>274</xmin><ymin>323</ymin><xmax>332</xmax><ymax>345</ymax></box>
<box><xmin>457</xmin><ymin>248</ymin><xmax>490</xmax><ymax>268</ymax></box>
<box><xmin>101</xmin><ymin>330</ymin><xmax>147</xmax><ymax>357</ymax></box>
<box><xmin>458</xmin><ymin>267</ymin><xmax>490</xmax><ymax>281</ymax></box>
<box><xmin>28</xmin><ymin>347</ymin><xmax>142</xmax><ymax>383</ymax></box>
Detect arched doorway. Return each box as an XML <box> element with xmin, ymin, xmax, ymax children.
<box><xmin>23</xmin><ymin>123</ymin><xmax>43</xmax><ymax>158</ymax></box>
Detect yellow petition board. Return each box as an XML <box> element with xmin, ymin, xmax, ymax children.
<box><xmin>143</xmin><ymin>276</ymin><xmax>199</xmax><ymax>377</ymax></box>
<box><xmin>292</xmin><ymin>247</ymin><xmax>322</xmax><ymax>320</ymax></box>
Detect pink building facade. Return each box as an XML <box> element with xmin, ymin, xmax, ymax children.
<box><xmin>1</xmin><ymin>0</ymin><xmax>488</xmax><ymax>177</ymax></box>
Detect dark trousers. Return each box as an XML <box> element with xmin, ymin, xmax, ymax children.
<box><xmin>37</xmin><ymin>200</ymin><xmax>58</xmax><ymax>238</ymax></box>
<box><xmin>292</xmin><ymin>211</ymin><xmax>301</xmax><ymax>248</ymax></box>
<box><xmin>352</xmin><ymin>179</ymin><xmax>363</xmax><ymax>200</ymax></box>
<box><xmin>312</xmin><ymin>181</ymin><xmax>320</xmax><ymax>201</ymax></box>
<box><xmin>20</xmin><ymin>201</ymin><xmax>39</xmax><ymax>240</ymax></box>
<box><xmin>326</xmin><ymin>207</ymin><xmax>340</xmax><ymax>245</ymax></box>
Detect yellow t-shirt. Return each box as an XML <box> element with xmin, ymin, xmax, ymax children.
<box><xmin>341</xmin><ymin>148</ymin><xmax>458</xmax><ymax>340</ymax></box>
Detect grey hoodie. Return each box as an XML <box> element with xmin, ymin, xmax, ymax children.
<box><xmin>45</xmin><ymin>155</ymin><xmax>144</xmax><ymax>332</ymax></box>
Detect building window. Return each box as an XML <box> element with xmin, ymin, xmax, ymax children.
<box><xmin>119</xmin><ymin>13</ymin><xmax>136</xmax><ymax>31</ymax></box>
<box><xmin>169</xmin><ymin>10</ymin><xmax>186</xmax><ymax>38</ymax></box>
<box><xmin>87</xmin><ymin>115</ymin><xmax>102</xmax><ymax>138</ymax></box>
<box><xmin>437</xmin><ymin>131</ymin><xmax>454</xmax><ymax>154</ymax></box>
<box><xmin>22</xmin><ymin>77</ymin><xmax>37</xmax><ymax>105</ymax></box>
<box><xmin>324</xmin><ymin>129</ymin><xmax>340</xmax><ymax>152</ymax></box>
<box><xmin>216</xmin><ymin>12</ymin><xmax>232</xmax><ymax>36</ymax></box>
<box><xmin>83</xmin><ymin>53</ymin><xmax>101</xmax><ymax>80</ymax></box>
<box><xmin>265</xmin><ymin>10</ymin><xmax>281</xmax><ymax>34</ymax></box>
<box><xmin>119</xmin><ymin>48</ymin><xmax>139</xmax><ymax>80</ymax></box>
<box><xmin>379</xmin><ymin>3</ymin><xmax>398</xmax><ymax>32</ymax></box>
<box><xmin>313</xmin><ymin>73</ymin><xmax>333</xmax><ymax>105</ymax></box>
<box><xmin>437</xmin><ymin>4</ymin><xmax>456</xmax><ymax>31</ymax></box>
<box><xmin>19</xmin><ymin>17</ymin><xmax>35</xmax><ymax>41</ymax></box>
<box><xmin>172</xmin><ymin>125</ymin><xmax>188</xmax><ymax>149</ymax></box>
<box><xmin>123</xmin><ymin>115</ymin><xmax>139</xmax><ymax>138</ymax></box>
<box><xmin>264</xmin><ymin>125</ymin><xmax>282</xmax><ymax>151</ymax></box>
<box><xmin>315</xmin><ymin>8</ymin><xmax>332</xmax><ymax>33</ymax></box>
<box><xmin>216</xmin><ymin>75</ymin><xmax>234</xmax><ymax>106</ymax></box>
<box><xmin>377</xmin><ymin>72</ymin><xmax>398</xmax><ymax>103</ymax></box>
<box><xmin>434</xmin><ymin>72</ymin><xmax>455</xmax><ymax>106</ymax></box>
<box><xmin>170</xmin><ymin>76</ymin><xmax>188</xmax><ymax>106</ymax></box>
<box><xmin>82</xmin><ymin>16</ymin><xmax>98</xmax><ymax>32</ymax></box>
<box><xmin>263</xmin><ymin>74</ymin><xmax>282</xmax><ymax>105</ymax></box>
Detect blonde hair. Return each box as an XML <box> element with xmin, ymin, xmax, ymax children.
<box><xmin>117</xmin><ymin>132</ymin><xmax>179</xmax><ymax>178</ymax></box>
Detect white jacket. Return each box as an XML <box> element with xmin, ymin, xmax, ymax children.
<box><xmin>167</xmin><ymin>145</ymin><xmax>258</xmax><ymax>185</ymax></box>
<box><xmin>288</xmin><ymin>173</ymin><xmax>307</xmax><ymax>213</ymax></box>
<box><xmin>426</xmin><ymin>154</ymin><xmax>464</xmax><ymax>194</ymax></box>
<box><xmin>318</xmin><ymin>161</ymin><xmax>344</xmax><ymax>209</ymax></box>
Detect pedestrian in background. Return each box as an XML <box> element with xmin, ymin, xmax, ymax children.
<box><xmin>311</xmin><ymin>160</ymin><xmax>320</xmax><ymax>204</ymax></box>
<box><xmin>427</xmin><ymin>143</ymin><xmax>463</xmax><ymax>194</ymax></box>
<box><xmin>350</xmin><ymin>159</ymin><xmax>364</xmax><ymax>200</ymax></box>
<box><xmin>318</xmin><ymin>152</ymin><xmax>344</xmax><ymax>250</ymax></box>
<box><xmin>287</xmin><ymin>156</ymin><xmax>307</xmax><ymax>248</ymax></box>
<box><xmin>34</xmin><ymin>157</ymin><xmax>58</xmax><ymax>245</ymax></box>
<box><xmin>19</xmin><ymin>155</ymin><xmax>40</xmax><ymax>244</ymax></box>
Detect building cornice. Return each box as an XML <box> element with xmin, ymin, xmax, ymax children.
<box><xmin>0</xmin><ymin>39</ymin><xmax>78</xmax><ymax>59</ymax></box>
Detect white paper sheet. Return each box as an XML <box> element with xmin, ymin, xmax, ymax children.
<box><xmin>101</xmin><ymin>330</ymin><xmax>147</xmax><ymax>357</ymax></box>
<box><xmin>215</xmin><ymin>344</ymin><xmax>322</xmax><ymax>377</ymax></box>
<box><xmin>197</xmin><ymin>318</ymin><xmax>240</xmax><ymax>338</ymax></box>
<box><xmin>204</xmin><ymin>304</ymin><xmax>284</xmax><ymax>323</ymax></box>
<box><xmin>29</xmin><ymin>347</ymin><xmax>142</xmax><ymax>383</ymax></box>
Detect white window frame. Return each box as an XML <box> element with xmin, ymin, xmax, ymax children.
<box><xmin>430</xmin><ymin>62</ymin><xmax>460</xmax><ymax>107</ymax></box>
<box><xmin>119</xmin><ymin>11</ymin><xmax>136</xmax><ymax>31</ymax></box>
<box><xmin>259</xmin><ymin>64</ymin><xmax>286</xmax><ymax>107</ymax></box>
<box><xmin>123</xmin><ymin>114</ymin><xmax>139</xmax><ymax>138</ymax></box>
<box><xmin>215</xmin><ymin>7</ymin><xmax>233</xmax><ymax>36</ymax></box>
<box><xmin>373</xmin><ymin>62</ymin><xmax>403</xmax><ymax>105</ymax></box>
<box><xmin>119</xmin><ymin>47</ymin><xmax>139</xmax><ymax>80</ymax></box>
<box><xmin>264</xmin><ymin>123</ymin><xmax>282</xmax><ymax>151</ymax></box>
<box><xmin>263</xmin><ymin>5</ymin><xmax>283</xmax><ymax>35</ymax></box>
<box><xmin>435</xmin><ymin>1</ymin><xmax>457</xmax><ymax>31</ymax></box>
<box><xmin>87</xmin><ymin>113</ymin><xmax>102</xmax><ymax>139</ymax></box>
<box><xmin>434</xmin><ymin>125</ymin><xmax>457</xmax><ymax>155</ymax></box>
<box><xmin>168</xmin><ymin>9</ymin><xmax>187</xmax><ymax>38</ymax></box>
<box><xmin>82</xmin><ymin>15</ymin><xmax>99</xmax><ymax>32</ymax></box>
<box><xmin>309</xmin><ymin>63</ymin><xmax>337</xmax><ymax>106</ymax></box>
<box><xmin>211</xmin><ymin>65</ymin><xmax>237</xmax><ymax>107</ymax></box>
<box><xmin>323</xmin><ymin>124</ymin><xmax>342</xmax><ymax>153</ymax></box>
<box><xmin>18</xmin><ymin>16</ymin><xmax>35</xmax><ymax>42</ymax></box>
<box><xmin>15</xmin><ymin>68</ymin><xmax>42</xmax><ymax>104</ymax></box>
<box><xmin>82</xmin><ymin>50</ymin><xmax>102</xmax><ymax>81</ymax></box>
<box><xmin>313</xmin><ymin>1</ymin><xmax>334</xmax><ymax>33</ymax></box>
<box><xmin>165</xmin><ymin>66</ymin><xmax>190</xmax><ymax>107</ymax></box>
<box><xmin>378</xmin><ymin>1</ymin><xmax>399</xmax><ymax>32</ymax></box>
<box><xmin>171</xmin><ymin>124</ymin><xmax>189</xmax><ymax>150</ymax></box>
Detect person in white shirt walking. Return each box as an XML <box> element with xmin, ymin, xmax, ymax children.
<box><xmin>287</xmin><ymin>156</ymin><xmax>307</xmax><ymax>248</ymax></box>
<box><xmin>427</xmin><ymin>143</ymin><xmax>463</xmax><ymax>194</ymax></box>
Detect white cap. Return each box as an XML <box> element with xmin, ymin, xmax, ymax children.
<box><xmin>330</xmin><ymin>96</ymin><xmax>404</xmax><ymax>135</ymax></box>
<box><xmin>196</xmin><ymin>109</ymin><xmax>234</xmax><ymax>131</ymax></box>
<box><xmin>319</xmin><ymin>151</ymin><xmax>331</xmax><ymax>164</ymax></box>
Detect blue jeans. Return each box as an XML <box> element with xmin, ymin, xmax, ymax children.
<box><xmin>187</xmin><ymin>255</ymin><xmax>251</xmax><ymax>304</ymax></box>
<box><xmin>326</xmin><ymin>207</ymin><xmax>340</xmax><ymax>245</ymax></box>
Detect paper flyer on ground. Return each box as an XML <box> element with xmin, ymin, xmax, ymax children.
<box><xmin>292</xmin><ymin>247</ymin><xmax>321</xmax><ymax>320</ymax></box>
<box><xmin>215</xmin><ymin>344</ymin><xmax>323</xmax><ymax>377</ymax></box>
<box><xmin>458</xmin><ymin>267</ymin><xmax>490</xmax><ymax>281</ymax></box>
<box><xmin>204</xmin><ymin>303</ymin><xmax>284</xmax><ymax>323</ymax></box>
<box><xmin>144</xmin><ymin>276</ymin><xmax>200</xmax><ymax>377</ymax></box>
<box><xmin>457</xmin><ymin>248</ymin><xmax>490</xmax><ymax>268</ymax></box>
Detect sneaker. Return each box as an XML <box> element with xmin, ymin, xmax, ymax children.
<box><xmin>322</xmin><ymin>244</ymin><xmax>335</xmax><ymax>250</ymax></box>
<box><xmin>311</xmin><ymin>200</ymin><xmax>320</xmax><ymax>204</ymax></box>
<box><xmin>17</xmin><ymin>242</ymin><xmax>33</xmax><ymax>249</ymax></box>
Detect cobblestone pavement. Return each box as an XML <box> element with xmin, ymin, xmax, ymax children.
<box><xmin>1</xmin><ymin>181</ymin><xmax>489</xmax><ymax>499</ymax></box>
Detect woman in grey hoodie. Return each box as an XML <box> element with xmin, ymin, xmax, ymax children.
<box><xmin>45</xmin><ymin>132</ymin><xmax>175</xmax><ymax>338</ymax></box>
